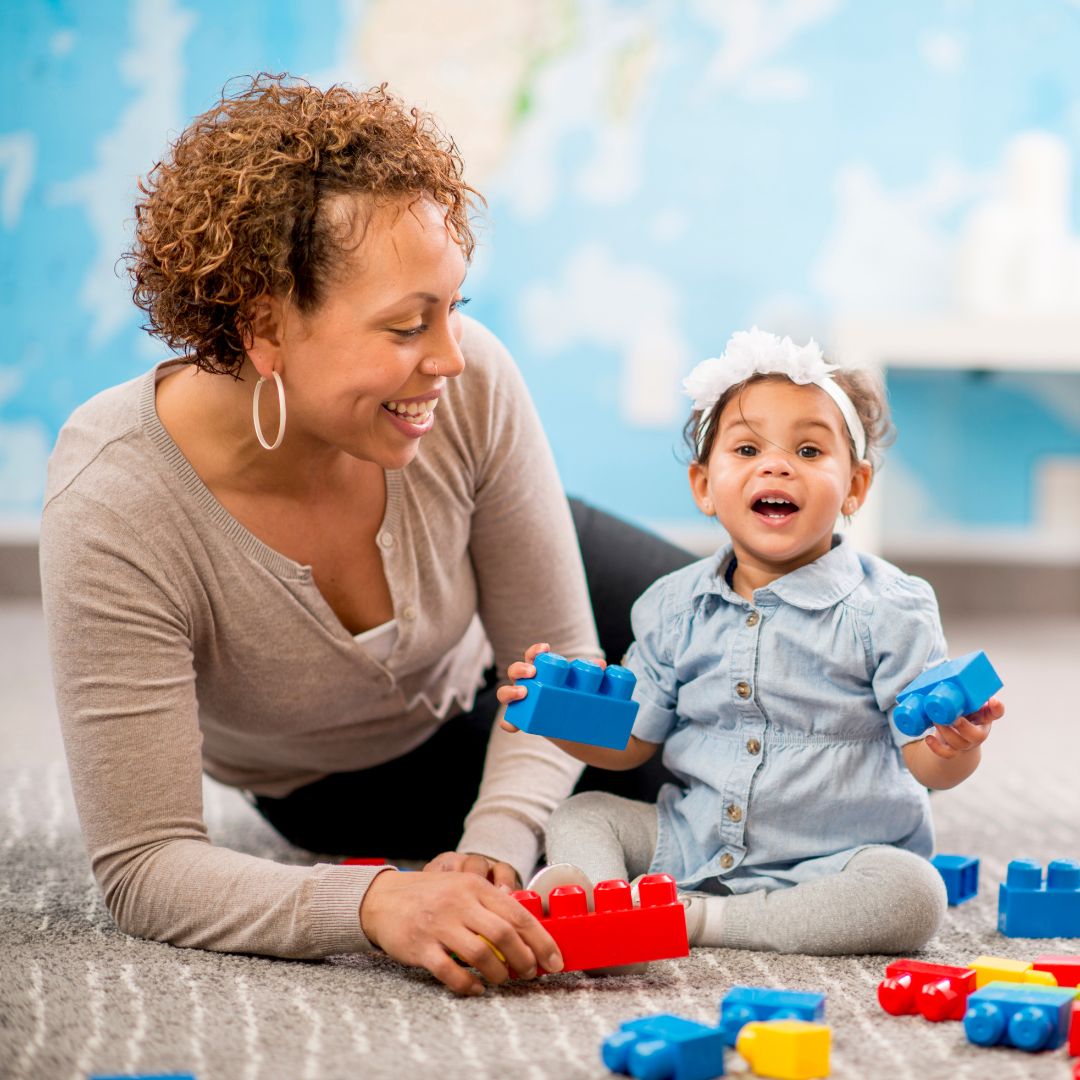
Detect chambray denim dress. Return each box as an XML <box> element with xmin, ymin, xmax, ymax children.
<box><xmin>624</xmin><ymin>536</ymin><xmax>946</xmax><ymax>894</ymax></box>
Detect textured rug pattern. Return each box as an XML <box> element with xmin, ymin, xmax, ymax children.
<box><xmin>3</xmin><ymin>620</ymin><xmax>1079</xmax><ymax>1079</ymax></box>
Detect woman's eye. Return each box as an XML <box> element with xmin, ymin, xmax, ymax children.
<box><xmin>798</xmin><ymin>446</ymin><xmax>821</xmax><ymax>459</ymax></box>
<box><xmin>390</xmin><ymin>324</ymin><xmax>426</xmax><ymax>338</ymax></box>
<box><xmin>450</xmin><ymin>295</ymin><xmax>471</xmax><ymax>312</ymax></box>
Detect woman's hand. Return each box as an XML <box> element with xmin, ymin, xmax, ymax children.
<box><xmin>423</xmin><ymin>850</ymin><xmax>520</xmax><ymax>889</ymax></box>
<box><xmin>359</xmin><ymin>869</ymin><xmax>562</xmax><ymax>995</ymax></box>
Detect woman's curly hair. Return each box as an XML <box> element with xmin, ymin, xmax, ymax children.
<box><xmin>126</xmin><ymin>73</ymin><xmax>483</xmax><ymax>376</ymax></box>
<box><xmin>683</xmin><ymin>368</ymin><xmax>895</xmax><ymax>469</ymax></box>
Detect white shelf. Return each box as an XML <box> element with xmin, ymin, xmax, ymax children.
<box><xmin>0</xmin><ymin>519</ymin><xmax>41</xmax><ymax>544</ymax></box>
<box><xmin>831</xmin><ymin>316</ymin><xmax>1080</xmax><ymax>372</ymax></box>
<box><xmin>884</xmin><ymin>528</ymin><xmax>1080</xmax><ymax>565</ymax></box>
<box><xmin>828</xmin><ymin>315</ymin><xmax>1080</xmax><ymax>560</ymax></box>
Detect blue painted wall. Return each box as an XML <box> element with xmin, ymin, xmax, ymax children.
<box><xmin>3</xmin><ymin>0</ymin><xmax>1079</xmax><ymax>541</ymax></box>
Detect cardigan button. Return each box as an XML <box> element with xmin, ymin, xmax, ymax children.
<box><xmin>746</xmin><ymin>738</ymin><xmax>761</xmax><ymax>755</ymax></box>
<box><xmin>746</xmin><ymin>611</ymin><xmax>760</xmax><ymax>627</ymax></box>
<box><xmin>736</xmin><ymin>680</ymin><xmax>752</xmax><ymax>699</ymax></box>
<box><xmin>720</xmin><ymin>853</ymin><xmax>735</xmax><ymax>870</ymax></box>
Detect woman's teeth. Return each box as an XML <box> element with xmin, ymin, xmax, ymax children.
<box><xmin>383</xmin><ymin>398</ymin><xmax>438</xmax><ymax>424</ymax></box>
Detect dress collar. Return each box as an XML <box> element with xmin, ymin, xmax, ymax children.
<box><xmin>694</xmin><ymin>535</ymin><xmax>865</xmax><ymax>611</ymax></box>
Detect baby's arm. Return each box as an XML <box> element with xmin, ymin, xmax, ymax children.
<box><xmin>901</xmin><ymin>696</ymin><xmax>1005</xmax><ymax>789</ymax></box>
<box><xmin>870</xmin><ymin>572</ymin><xmax>1006</xmax><ymax>790</ymax></box>
<box><xmin>496</xmin><ymin>643</ymin><xmax>661</xmax><ymax>770</ymax></box>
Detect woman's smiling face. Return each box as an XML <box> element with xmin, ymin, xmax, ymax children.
<box><xmin>262</xmin><ymin>194</ymin><xmax>469</xmax><ymax>470</ymax></box>
<box><xmin>690</xmin><ymin>377</ymin><xmax>871</xmax><ymax>582</ymax></box>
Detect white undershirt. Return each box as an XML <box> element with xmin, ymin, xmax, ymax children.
<box><xmin>352</xmin><ymin>619</ymin><xmax>399</xmax><ymax>663</ymax></box>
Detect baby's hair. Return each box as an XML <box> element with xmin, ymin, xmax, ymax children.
<box><xmin>126</xmin><ymin>73</ymin><xmax>483</xmax><ymax>377</ymax></box>
<box><xmin>682</xmin><ymin>368</ymin><xmax>895</xmax><ymax>467</ymax></box>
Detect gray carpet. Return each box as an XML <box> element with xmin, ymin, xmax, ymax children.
<box><xmin>2</xmin><ymin>617</ymin><xmax>1079</xmax><ymax>1080</ymax></box>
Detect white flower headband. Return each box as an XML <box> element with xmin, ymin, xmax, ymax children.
<box><xmin>683</xmin><ymin>327</ymin><xmax>867</xmax><ymax>461</ymax></box>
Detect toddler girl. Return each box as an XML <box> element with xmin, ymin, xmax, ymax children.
<box><xmin>499</xmin><ymin>328</ymin><xmax>1003</xmax><ymax>955</ymax></box>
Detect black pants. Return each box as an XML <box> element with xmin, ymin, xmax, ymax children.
<box><xmin>253</xmin><ymin>498</ymin><xmax>695</xmax><ymax>860</ymax></box>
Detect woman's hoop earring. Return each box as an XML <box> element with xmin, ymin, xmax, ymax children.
<box><xmin>253</xmin><ymin>371</ymin><xmax>286</xmax><ymax>451</ymax></box>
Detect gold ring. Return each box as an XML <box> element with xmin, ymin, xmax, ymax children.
<box><xmin>478</xmin><ymin>934</ymin><xmax>506</xmax><ymax>963</ymax></box>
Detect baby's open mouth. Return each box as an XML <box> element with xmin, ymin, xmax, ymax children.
<box><xmin>752</xmin><ymin>496</ymin><xmax>798</xmax><ymax>520</ymax></box>
<box><xmin>382</xmin><ymin>398</ymin><xmax>438</xmax><ymax>426</ymax></box>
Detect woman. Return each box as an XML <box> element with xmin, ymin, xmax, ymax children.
<box><xmin>40</xmin><ymin>75</ymin><xmax>690</xmax><ymax>996</ymax></box>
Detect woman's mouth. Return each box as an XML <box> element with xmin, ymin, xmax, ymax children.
<box><xmin>381</xmin><ymin>397</ymin><xmax>439</xmax><ymax>435</ymax></box>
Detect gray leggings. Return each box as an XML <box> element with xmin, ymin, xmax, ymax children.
<box><xmin>546</xmin><ymin>791</ymin><xmax>947</xmax><ymax>955</ymax></box>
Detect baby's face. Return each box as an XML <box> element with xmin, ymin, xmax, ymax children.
<box><xmin>690</xmin><ymin>378</ymin><xmax>869</xmax><ymax>580</ymax></box>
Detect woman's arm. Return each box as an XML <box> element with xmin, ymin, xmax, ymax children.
<box><xmin>453</xmin><ymin>322</ymin><xmax>605</xmax><ymax>878</ymax></box>
<box><xmin>42</xmin><ymin>488</ymin><xmax>562</xmax><ymax>992</ymax></box>
<box><xmin>41</xmin><ymin>491</ymin><xmax>386</xmax><ymax>958</ymax></box>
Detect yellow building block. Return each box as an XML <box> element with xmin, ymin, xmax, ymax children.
<box><xmin>970</xmin><ymin>955</ymin><xmax>1058</xmax><ymax>989</ymax></box>
<box><xmin>736</xmin><ymin>1019</ymin><xmax>831</xmax><ymax>1080</ymax></box>
<box><xmin>1027</xmin><ymin>969</ymin><xmax>1059</xmax><ymax>986</ymax></box>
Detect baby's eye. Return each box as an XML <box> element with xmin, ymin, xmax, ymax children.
<box><xmin>734</xmin><ymin>445</ymin><xmax>758</xmax><ymax>457</ymax></box>
<box><xmin>798</xmin><ymin>446</ymin><xmax>822</xmax><ymax>459</ymax></box>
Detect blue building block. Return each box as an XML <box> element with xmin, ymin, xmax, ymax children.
<box><xmin>963</xmin><ymin>981</ymin><xmax>1077</xmax><ymax>1051</ymax></box>
<box><xmin>718</xmin><ymin>986</ymin><xmax>826</xmax><ymax>1047</ymax></box>
<box><xmin>506</xmin><ymin>651</ymin><xmax>639</xmax><ymax>750</ymax></box>
<box><xmin>893</xmin><ymin>650</ymin><xmax>1003</xmax><ymax>737</ymax></box>
<box><xmin>601</xmin><ymin>1014</ymin><xmax>726</xmax><ymax>1080</ymax></box>
<box><xmin>998</xmin><ymin>858</ymin><xmax>1080</xmax><ymax>937</ymax></box>
<box><xmin>932</xmin><ymin>853</ymin><xmax>980</xmax><ymax>905</ymax></box>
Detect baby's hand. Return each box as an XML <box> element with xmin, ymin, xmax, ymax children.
<box><xmin>496</xmin><ymin>643</ymin><xmax>551</xmax><ymax>732</ymax></box>
<box><xmin>496</xmin><ymin>644</ymin><xmax>609</xmax><ymax>733</ymax></box>
<box><xmin>924</xmin><ymin>696</ymin><xmax>1004</xmax><ymax>759</ymax></box>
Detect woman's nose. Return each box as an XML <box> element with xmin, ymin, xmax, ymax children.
<box><xmin>424</xmin><ymin>321</ymin><xmax>466</xmax><ymax>379</ymax></box>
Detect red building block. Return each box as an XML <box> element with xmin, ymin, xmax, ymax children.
<box><xmin>340</xmin><ymin>857</ymin><xmax>389</xmax><ymax>865</ymax></box>
<box><xmin>1032</xmin><ymin>954</ymin><xmax>1080</xmax><ymax>989</ymax></box>
<box><xmin>1070</xmin><ymin>1000</ymin><xmax>1079</xmax><ymax>1056</ymax></box>
<box><xmin>877</xmin><ymin>959</ymin><xmax>977</xmax><ymax>1021</ymax></box>
<box><xmin>510</xmin><ymin>874</ymin><xmax>689</xmax><ymax>975</ymax></box>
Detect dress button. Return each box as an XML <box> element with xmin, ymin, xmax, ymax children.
<box><xmin>378</xmin><ymin>532</ymin><xmax>394</xmax><ymax>549</ymax></box>
<box><xmin>736</xmin><ymin>680</ymin><xmax>752</xmax><ymax>699</ymax></box>
<box><xmin>746</xmin><ymin>611</ymin><xmax>760</xmax><ymax>627</ymax></box>
<box><xmin>726</xmin><ymin>803</ymin><xmax>743</xmax><ymax>822</ymax></box>
<box><xmin>720</xmin><ymin>853</ymin><xmax>735</xmax><ymax>870</ymax></box>
<box><xmin>746</xmin><ymin>737</ymin><xmax>761</xmax><ymax>755</ymax></box>
<box><xmin>402</xmin><ymin>606</ymin><xmax>417</xmax><ymax>621</ymax></box>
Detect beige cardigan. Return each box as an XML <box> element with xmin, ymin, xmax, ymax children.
<box><xmin>40</xmin><ymin>318</ymin><xmax>600</xmax><ymax>959</ymax></box>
